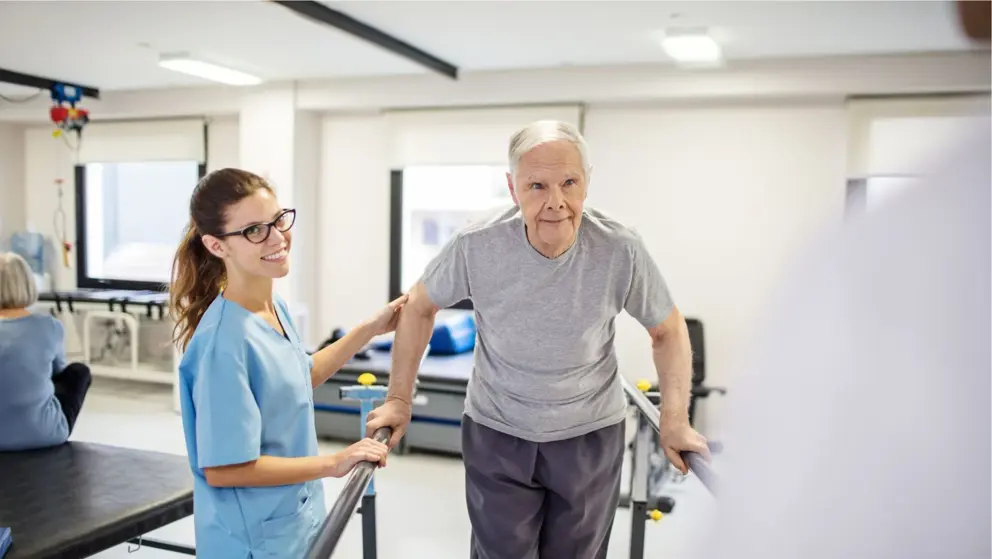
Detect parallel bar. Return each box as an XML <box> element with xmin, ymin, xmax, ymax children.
<box><xmin>272</xmin><ymin>1</ymin><xmax>459</xmax><ymax>80</ymax></box>
<box><xmin>619</xmin><ymin>376</ymin><xmax>719</xmax><ymax>496</ymax></box>
<box><xmin>0</xmin><ymin>67</ymin><xmax>100</xmax><ymax>99</ymax></box>
<box><xmin>305</xmin><ymin>427</ymin><xmax>392</xmax><ymax>559</ymax></box>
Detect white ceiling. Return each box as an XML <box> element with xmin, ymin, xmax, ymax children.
<box><xmin>0</xmin><ymin>0</ymin><xmax>978</xmax><ymax>95</ymax></box>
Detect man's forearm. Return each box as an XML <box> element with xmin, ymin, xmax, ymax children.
<box><xmin>387</xmin><ymin>306</ymin><xmax>435</xmax><ymax>403</ymax></box>
<box><xmin>310</xmin><ymin>322</ymin><xmax>377</xmax><ymax>388</ymax></box>
<box><xmin>653</xmin><ymin>320</ymin><xmax>693</xmax><ymax>422</ymax></box>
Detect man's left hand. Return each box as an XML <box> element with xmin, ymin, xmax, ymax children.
<box><xmin>659</xmin><ymin>415</ymin><xmax>710</xmax><ymax>474</ymax></box>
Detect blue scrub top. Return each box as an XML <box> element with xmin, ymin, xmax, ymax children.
<box><xmin>178</xmin><ymin>294</ymin><xmax>326</xmax><ymax>558</ymax></box>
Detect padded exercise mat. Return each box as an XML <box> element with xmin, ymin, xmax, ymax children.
<box><xmin>0</xmin><ymin>442</ymin><xmax>193</xmax><ymax>558</ymax></box>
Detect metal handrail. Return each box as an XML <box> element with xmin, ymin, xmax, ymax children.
<box><xmin>619</xmin><ymin>376</ymin><xmax>718</xmax><ymax>495</ymax></box>
<box><xmin>304</xmin><ymin>427</ymin><xmax>392</xmax><ymax>559</ymax></box>
<box><xmin>308</xmin><ymin>377</ymin><xmax>716</xmax><ymax>559</ymax></box>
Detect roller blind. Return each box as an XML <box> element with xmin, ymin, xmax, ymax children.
<box><xmin>78</xmin><ymin>119</ymin><xmax>206</xmax><ymax>164</ymax></box>
<box><xmin>847</xmin><ymin>95</ymin><xmax>990</xmax><ymax>177</ymax></box>
<box><xmin>384</xmin><ymin>105</ymin><xmax>583</xmax><ymax>168</ymax></box>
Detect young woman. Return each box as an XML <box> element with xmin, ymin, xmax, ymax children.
<box><xmin>0</xmin><ymin>252</ymin><xmax>92</xmax><ymax>451</ymax></box>
<box><xmin>170</xmin><ymin>168</ymin><xmax>405</xmax><ymax>558</ymax></box>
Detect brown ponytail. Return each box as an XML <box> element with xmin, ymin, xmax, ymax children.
<box><xmin>169</xmin><ymin>168</ymin><xmax>273</xmax><ymax>352</ymax></box>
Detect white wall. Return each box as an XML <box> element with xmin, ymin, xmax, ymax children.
<box><xmin>206</xmin><ymin>117</ymin><xmax>240</xmax><ymax>173</ymax></box>
<box><xmin>847</xmin><ymin>95</ymin><xmax>992</xmax><ymax>177</ymax></box>
<box><xmin>5</xmin><ymin>52</ymin><xmax>989</xmax><ymax>432</ymax></box>
<box><xmin>21</xmin><ymin>119</ymin><xmax>235</xmax><ymax>291</ymax></box>
<box><xmin>315</xmin><ymin>106</ymin><xmax>582</xmax><ymax>338</ymax></box>
<box><xmin>0</xmin><ymin>122</ymin><xmax>25</xmax><ymax>238</ymax></box>
<box><xmin>318</xmin><ymin>114</ymin><xmax>389</xmax><ymax>337</ymax></box>
<box><xmin>385</xmin><ymin>105</ymin><xmax>582</xmax><ymax>166</ymax></box>
<box><xmin>292</xmin><ymin>110</ymin><xmax>322</xmax><ymax>345</ymax></box>
<box><xmin>23</xmin><ymin>127</ymin><xmax>76</xmax><ymax>289</ymax></box>
<box><xmin>313</xmin><ymin>102</ymin><xmax>850</xmax><ymax>435</ymax></box>
<box><xmin>4</xmin><ymin>52</ymin><xmax>985</xmax><ymax>122</ymax></box>
<box><xmin>584</xmin><ymin>103</ymin><xmax>848</xmax><ymax>433</ymax></box>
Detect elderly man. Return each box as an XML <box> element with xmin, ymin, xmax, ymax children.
<box><xmin>366</xmin><ymin>120</ymin><xmax>708</xmax><ymax>558</ymax></box>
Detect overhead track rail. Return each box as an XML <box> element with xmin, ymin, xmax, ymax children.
<box><xmin>271</xmin><ymin>0</ymin><xmax>459</xmax><ymax>80</ymax></box>
<box><xmin>0</xmin><ymin>67</ymin><xmax>100</xmax><ymax>100</ymax></box>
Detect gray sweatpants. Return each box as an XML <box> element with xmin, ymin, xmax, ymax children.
<box><xmin>462</xmin><ymin>415</ymin><xmax>625</xmax><ymax>559</ymax></box>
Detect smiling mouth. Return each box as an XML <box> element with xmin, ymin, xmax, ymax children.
<box><xmin>261</xmin><ymin>247</ymin><xmax>288</xmax><ymax>262</ymax></box>
<box><xmin>541</xmin><ymin>217</ymin><xmax>570</xmax><ymax>224</ymax></box>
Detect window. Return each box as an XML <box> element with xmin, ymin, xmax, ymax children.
<box><xmin>76</xmin><ymin>160</ymin><xmax>204</xmax><ymax>291</ymax></box>
<box><xmin>390</xmin><ymin>165</ymin><xmax>513</xmax><ymax>308</ymax></box>
<box><xmin>864</xmin><ymin>176</ymin><xmax>919</xmax><ymax>211</ymax></box>
<box><xmin>846</xmin><ymin>175</ymin><xmax>919</xmax><ymax>217</ymax></box>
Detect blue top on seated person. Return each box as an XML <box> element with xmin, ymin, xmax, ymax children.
<box><xmin>0</xmin><ymin>314</ymin><xmax>70</xmax><ymax>451</ymax></box>
<box><xmin>178</xmin><ymin>294</ymin><xmax>325</xmax><ymax>558</ymax></box>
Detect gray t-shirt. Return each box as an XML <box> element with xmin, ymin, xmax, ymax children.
<box><xmin>421</xmin><ymin>206</ymin><xmax>674</xmax><ymax>442</ymax></box>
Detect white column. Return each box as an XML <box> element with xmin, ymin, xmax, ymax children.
<box><xmin>0</xmin><ymin>123</ymin><xmax>26</xmax><ymax>239</ymax></box>
<box><xmin>239</xmin><ymin>84</ymin><xmax>320</xmax><ymax>347</ymax></box>
<box><xmin>318</xmin><ymin>114</ymin><xmax>389</xmax><ymax>338</ymax></box>
<box><xmin>23</xmin><ymin>127</ymin><xmax>76</xmax><ymax>291</ymax></box>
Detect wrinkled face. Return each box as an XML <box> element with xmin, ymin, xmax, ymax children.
<box><xmin>507</xmin><ymin>140</ymin><xmax>588</xmax><ymax>256</ymax></box>
<box><xmin>202</xmin><ymin>189</ymin><xmax>294</xmax><ymax>281</ymax></box>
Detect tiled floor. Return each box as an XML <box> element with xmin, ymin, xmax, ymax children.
<box><xmin>74</xmin><ymin>378</ymin><xmax>717</xmax><ymax>558</ymax></box>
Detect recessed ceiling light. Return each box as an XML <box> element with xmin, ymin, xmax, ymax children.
<box><xmin>158</xmin><ymin>54</ymin><xmax>262</xmax><ymax>86</ymax></box>
<box><xmin>660</xmin><ymin>29</ymin><xmax>723</xmax><ymax>67</ymax></box>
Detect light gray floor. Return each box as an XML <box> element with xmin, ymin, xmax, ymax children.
<box><xmin>73</xmin><ymin>378</ymin><xmax>717</xmax><ymax>558</ymax></box>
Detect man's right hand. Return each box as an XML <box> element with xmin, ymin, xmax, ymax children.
<box><xmin>365</xmin><ymin>397</ymin><xmax>413</xmax><ymax>449</ymax></box>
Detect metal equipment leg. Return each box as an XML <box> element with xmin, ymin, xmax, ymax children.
<box><xmin>629</xmin><ymin>413</ymin><xmax>652</xmax><ymax>559</ymax></box>
<box><xmin>341</xmin><ymin>374</ymin><xmax>388</xmax><ymax>559</ymax></box>
<box><xmin>125</xmin><ymin>537</ymin><xmax>196</xmax><ymax>555</ymax></box>
<box><xmin>360</xmin><ymin>494</ymin><xmax>378</xmax><ymax>559</ymax></box>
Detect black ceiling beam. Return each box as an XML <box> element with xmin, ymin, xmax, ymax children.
<box><xmin>273</xmin><ymin>0</ymin><xmax>458</xmax><ymax>80</ymax></box>
<box><xmin>0</xmin><ymin>67</ymin><xmax>100</xmax><ymax>100</ymax></box>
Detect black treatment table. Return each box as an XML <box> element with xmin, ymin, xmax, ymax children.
<box><xmin>0</xmin><ymin>442</ymin><xmax>195</xmax><ymax>558</ymax></box>
<box><xmin>37</xmin><ymin>289</ymin><xmax>170</xmax><ymax>320</ymax></box>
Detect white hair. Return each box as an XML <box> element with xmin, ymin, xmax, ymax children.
<box><xmin>508</xmin><ymin>120</ymin><xmax>591</xmax><ymax>176</ymax></box>
<box><xmin>0</xmin><ymin>252</ymin><xmax>38</xmax><ymax>310</ymax></box>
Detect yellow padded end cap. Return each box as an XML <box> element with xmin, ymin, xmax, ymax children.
<box><xmin>649</xmin><ymin>509</ymin><xmax>663</xmax><ymax>522</ymax></box>
<box><xmin>357</xmin><ymin>373</ymin><xmax>377</xmax><ymax>386</ymax></box>
<box><xmin>636</xmin><ymin>379</ymin><xmax>652</xmax><ymax>392</ymax></box>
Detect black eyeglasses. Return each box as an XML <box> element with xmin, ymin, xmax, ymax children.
<box><xmin>217</xmin><ymin>208</ymin><xmax>296</xmax><ymax>244</ymax></box>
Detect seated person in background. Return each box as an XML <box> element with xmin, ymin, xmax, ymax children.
<box><xmin>0</xmin><ymin>252</ymin><xmax>92</xmax><ymax>451</ymax></box>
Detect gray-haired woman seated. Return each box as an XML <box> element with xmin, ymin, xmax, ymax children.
<box><xmin>0</xmin><ymin>252</ymin><xmax>91</xmax><ymax>451</ymax></box>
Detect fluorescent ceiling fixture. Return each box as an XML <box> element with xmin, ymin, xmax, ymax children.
<box><xmin>661</xmin><ymin>31</ymin><xmax>723</xmax><ymax>66</ymax></box>
<box><xmin>158</xmin><ymin>55</ymin><xmax>262</xmax><ymax>86</ymax></box>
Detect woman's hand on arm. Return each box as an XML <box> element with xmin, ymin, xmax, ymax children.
<box><xmin>365</xmin><ymin>283</ymin><xmax>438</xmax><ymax>449</ymax></box>
<box><xmin>203</xmin><ymin>438</ymin><xmax>390</xmax><ymax>487</ymax></box>
<box><xmin>309</xmin><ymin>295</ymin><xmax>408</xmax><ymax>388</ymax></box>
